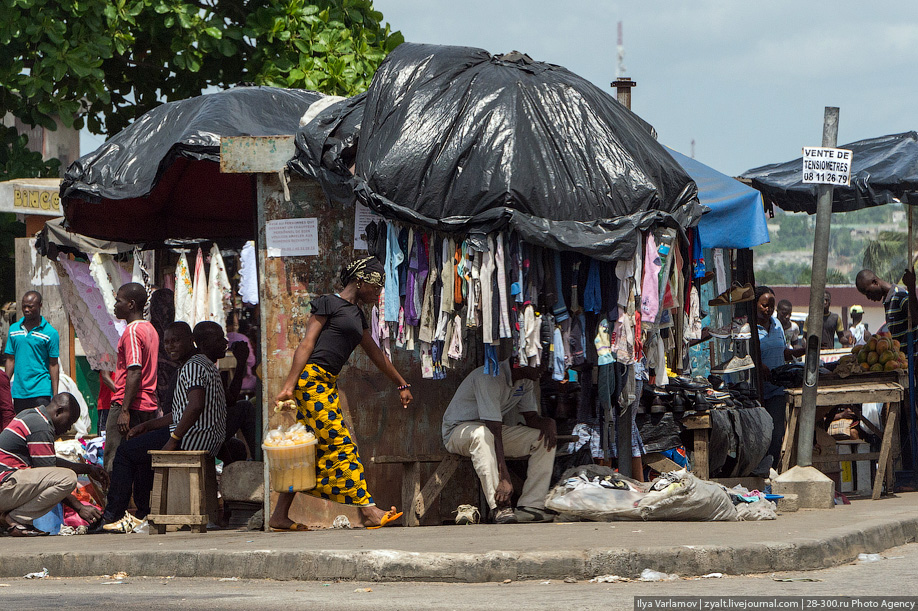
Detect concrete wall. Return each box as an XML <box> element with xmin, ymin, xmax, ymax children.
<box><xmin>14</xmin><ymin>238</ymin><xmax>70</xmax><ymax>377</ymax></box>
<box><xmin>256</xmin><ymin>173</ymin><xmax>480</xmax><ymax>528</ymax></box>
<box><xmin>769</xmin><ymin>284</ymin><xmax>886</xmax><ymax>338</ymax></box>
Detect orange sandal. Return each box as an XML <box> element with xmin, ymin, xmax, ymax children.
<box><xmin>367</xmin><ymin>508</ymin><xmax>403</xmax><ymax>529</ymax></box>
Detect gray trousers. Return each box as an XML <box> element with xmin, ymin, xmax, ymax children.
<box><xmin>0</xmin><ymin>467</ymin><xmax>77</xmax><ymax>526</ymax></box>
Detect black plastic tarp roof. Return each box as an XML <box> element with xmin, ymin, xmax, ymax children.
<box><xmin>741</xmin><ymin>131</ymin><xmax>918</xmax><ymax>214</ymax></box>
<box><xmin>290</xmin><ymin>43</ymin><xmax>702</xmax><ymax>261</ymax></box>
<box><xmin>61</xmin><ymin>86</ymin><xmax>322</xmax><ymax>242</ymax></box>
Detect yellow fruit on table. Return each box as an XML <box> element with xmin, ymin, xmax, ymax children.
<box><xmin>866</xmin><ymin>339</ymin><xmax>878</xmax><ymax>352</ymax></box>
<box><xmin>857</xmin><ymin>350</ymin><xmax>869</xmax><ymax>363</ymax></box>
<box><xmin>876</xmin><ymin>339</ymin><xmax>891</xmax><ymax>353</ymax></box>
<box><xmin>899</xmin><ymin>351</ymin><xmax>908</xmax><ymax>361</ymax></box>
<box><xmin>879</xmin><ymin>350</ymin><xmax>895</xmax><ymax>364</ymax></box>
<box><xmin>869</xmin><ymin>363</ymin><xmax>884</xmax><ymax>372</ymax></box>
<box><xmin>860</xmin><ymin>362</ymin><xmax>871</xmax><ymax>371</ymax></box>
<box><xmin>867</xmin><ymin>351</ymin><xmax>879</xmax><ymax>365</ymax></box>
<box><xmin>892</xmin><ymin>340</ymin><xmax>901</xmax><ymax>351</ymax></box>
<box><xmin>885</xmin><ymin>360</ymin><xmax>900</xmax><ymax>371</ymax></box>
<box><xmin>851</xmin><ymin>345</ymin><xmax>863</xmax><ymax>355</ymax></box>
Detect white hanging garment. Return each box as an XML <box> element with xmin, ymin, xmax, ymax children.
<box><xmin>89</xmin><ymin>253</ymin><xmax>125</xmax><ymax>321</ymax></box>
<box><xmin>238</xmin><ymin>241</ymin><xmax>259</xmax><ymax>305</ymax></box>
<box><xmin>207</xmin><ymin>243</ymin><xmax>232</xmax><ymax>330</ymax></box>
<box><xmin>174</xmin><ymin>252</ymin><xmax>194</xmax><ymax>324</ymax></box>
<box><xmin>192</xmin><ymin>247</ymin><xmax>209</xmax><ymax>327</ymax></box>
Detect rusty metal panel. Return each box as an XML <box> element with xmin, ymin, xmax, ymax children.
<box><xmin>220</xmin><ymin>136</ymin><xmax>295</xmax><ymax>174</ymax></box>
<box><xmin>255</xmin><ymin>172</ymin><xmax>481</xmax><ymax>528</ymax></box>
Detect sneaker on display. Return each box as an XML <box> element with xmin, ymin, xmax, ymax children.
<box><xmin>454</xmin><ymin>504</ymin><xmax>480</xmax><ymax>525</ymax></box>
<box><xmin>711</xmin><ymin>355</ymin><xmax>755</xmax><ymax>374</ymax></box>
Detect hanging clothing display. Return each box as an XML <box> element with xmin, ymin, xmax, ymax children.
<box><xmin>207</xmin><ymin>243</ymin><xmax>232</xmax><ymax>330</ymax></box>
<box><xmin>238</xmin><ymin>241</ymin><xmax>259</xmax><ymax>305</ymax></box>
<box><xmin>192</xmin><ymin>247</ymin><xmax>209</xmax><ymax>327</ymax></box>
<box><xmin>174</xmin><ymin>252</ymin><xmax>194</xmax><ymax>324</ymax></box>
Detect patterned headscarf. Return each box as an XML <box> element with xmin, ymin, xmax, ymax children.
<box><xmin>340</xmin><ymin>256</ymin><xmax>385</xmax><ymax>288</ymax></box>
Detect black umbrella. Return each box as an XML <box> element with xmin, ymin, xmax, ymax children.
<box><xmin>291</xmin><ymin>43</ymin><xmax>702</xmax><ymax>261</ymax></box>
<box><xmin>62</xmin><ymin>86</ymin><xmax>323</xmax><ymax>242</ymax></box>
<box><xmin>741</xmin><ymin>131</ymin><xmax>918</xmax><ymax>214</ymax></box>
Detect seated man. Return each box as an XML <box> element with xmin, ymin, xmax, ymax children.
<box><xmin>0</xmin><ymin>393</ymin><xmax>108</xmax><ymax>536</ymax></box>
<box><xmin>99</xmin><ymin>321</ymin><xmax>228</xmax><ymax>532</ymax></box>
<box><xmin>442</xmin><ymin>359</ymin><xmax>556</xmax><ymax>524</ymax></box>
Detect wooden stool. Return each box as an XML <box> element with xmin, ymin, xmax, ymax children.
<box><xmin>147</xmin><ymin>450</ymin><xmax>217</xmax><ymax>534</ymax></box>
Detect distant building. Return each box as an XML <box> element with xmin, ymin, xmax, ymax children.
<box><xmin>2</xmin><ymin>113</ymin><xmax>80</xmax><ymax>176</ymax></box>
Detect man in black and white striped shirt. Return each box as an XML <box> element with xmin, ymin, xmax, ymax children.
<box><xmin>98</xmin><ymin>321</ymin><xmax>228</xmax><ymax>533</ymax></box>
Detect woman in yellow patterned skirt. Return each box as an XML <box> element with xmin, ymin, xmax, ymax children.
<box><xmin>269</xmin><ymin>257</ymin><xmax>413</xmax><ymax>531</ymax></box>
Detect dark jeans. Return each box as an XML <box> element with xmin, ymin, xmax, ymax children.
<box><xmin>225</xmin><ymin>400</ymin><xmax>257</xmax><ymax>458</ymax></box>
<box><xmin>763</xmin><ymin>393</ymin><xmax>787</xmax><ymax>466</ymax></box>
<box><xmin>103</xmin><ymin>426</ymin><xmax>170</xmax><ymax>522</ymax></box>
<box><xmin>13</xmin><ymin>396</ymin><xmax>50</xmax><ymax>414</ymax></box>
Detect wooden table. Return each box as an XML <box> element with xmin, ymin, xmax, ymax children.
<box><xmin>780</xmin><ymin>378</ymin><xmax>904</xmax><ymax>499</ymax></box>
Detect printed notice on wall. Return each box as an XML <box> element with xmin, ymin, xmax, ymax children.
<box><xmin>265</xmin><ymin>218</ymin><xmax>319</xmax><ymax>257</ymax></box>
<box><xmin>353</xmin><ymin>204</ymin><xmax>381</xmax><ymax>251</ymax></box>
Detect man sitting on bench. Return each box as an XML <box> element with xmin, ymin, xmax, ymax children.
<box><xmin>97</xmin><ymin>321</ymin><xmax>227</xmax><ymax>533</ymax></box>
<box><xmin>442</xmin><ymin>360</ymin><xmax>556</xmax><ymax>524</ymax></box>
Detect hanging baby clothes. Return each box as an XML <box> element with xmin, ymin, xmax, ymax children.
<box><xmin>467</xmin><ymin>247</ymin><xmax>481</xmax><ymax>328</ymax></box>
<box><xmin>495</xmin><ymin>234</ymin><xmax>511</xmax><ymax>339</ymax></box>
<box><xmin>641</xmin><ymin>233</ymin><xmax>661</xmax><ymax>322</ymax></box>
<box><xmin>404</xmin><ymin>229</ymin><xmax>421</xmax><ymax>326</ymax></box>
<box><xmin>418</xmin><ymin>235</ymin><xmax>438</xmax><ymax>344</ymax></box>
<box><xmin>207</xmin><ymin>243</ymin><xmax>232</xmax><ymax>330</ymax></box>
<box><xmin>685</xmin><ymin>286</ymin><xmax>702</xmax><ymax>341</ymax></box>
<box><xmin>174</xmin><ymin>252</ymin><xmax>194</xmax><ymax>324</ymax></box>
<box><xmin>447</xmin><ymin>313</ymin><xmax>464</xmax><ymax>361</ymax></box>
<box><xmin>377</xmin><ymin>287</ymin><xmax>391</xmax><ymax>359</ymax></box>
<box><xmin>552</xmin><ymin>325</ymin><xmax>566</xmax><ymax>381</ymax></box>
<box><xmin>384</xmin><ymin>223</ymin><xmax>404</xmax><ymax>323</ymax></box>
<box><xmin>420</xmin><ymin>341</ymin><xmax>434</xmax><ymax>379</ymax></box>
<box><xmin>479</xmin><ymin>237</ymin><xmax>496</xmax><ymax>344</ymax></box>
<box><xmin>238</xmin><ymin>241</ymin><xmax>259</xmax><ymax>305</ymax></box>
<box><xmin>131</xmin><ymin>247</ymin><xmax>154</xmax><ymax>321</ymax></box>
<box><xmin>192</xmin><ymin>247</ymin><xmax>209</xmax><ymax>327</ymax></box>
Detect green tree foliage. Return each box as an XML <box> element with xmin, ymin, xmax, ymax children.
<box><xmin>862</xmin><ymin>231</ymin><xmax>908</xmax><ymax>283</ymax></box>
<box><xmin>1</xmin><ymin>0</ymin><xmax>403</xmax><ymax>137</ymax></box>
<box><xmin>755</xmin><ymin>261</ymin><xmax>847</xmax><ymax>286</ymax></box>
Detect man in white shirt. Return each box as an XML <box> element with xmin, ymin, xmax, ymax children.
<box><xmin>442</xmin><ymin>360</ymin><xmax>556</xmax><ymax>524</ymax></box>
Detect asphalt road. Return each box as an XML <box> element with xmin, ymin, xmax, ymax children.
<box><xmin>4</xmin><ymin>543</ymin><xmax>917</xmax><ymax>611</ymax></box>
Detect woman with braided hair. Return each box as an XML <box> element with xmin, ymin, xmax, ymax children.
<box><xmin>269</xmin><ymin>257</ymin><xmax>412</xmax><ymax>531</ymax></box>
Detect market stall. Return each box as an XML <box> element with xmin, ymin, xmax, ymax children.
<box><xmin>742</xmin><ymin>131</ymin><xmax>918</xmax><ymax>493</ymax></box>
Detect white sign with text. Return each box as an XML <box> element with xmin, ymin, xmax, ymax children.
<box><xmin>802</xmin><ymin>147</ymin><xmax>853</xmax><ymax>186</ymax></box>
<box><xmin>353</xmin><ymin>203</ymin><xmax>381</xmax><ymax>251</ymax></box>
<box><xmin>265</xmin><ymin>218</ymin><xmax>319</xmax><ymax>257</ymax></box>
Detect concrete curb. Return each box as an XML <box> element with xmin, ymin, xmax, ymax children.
<box><xmin>5</xmin><ymin>515</ymin><xmax>917</xmax><ymax>582</ymax></box>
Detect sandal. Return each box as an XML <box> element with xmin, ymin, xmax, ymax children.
<box><xmin>270</xmin><ymin>523</ymin><xmax>310</xmax><ymax>532</ymax></box>
<box><xmin>366</xmin><ymin>508</ymin><xmax>403</xmax><ymax>529</ymax></box>
<box><xmin>7</xmin><ymin>524</ymin><xmax>49</xmax><ymax>537</ymax></box>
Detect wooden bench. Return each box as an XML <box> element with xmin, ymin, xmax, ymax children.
<box><xmin>372</xmin><ymin>434</ymin><xmax>579</xmax><ymax>527</ymax></box>
<box><xmin>147</xmin><ymin>450</ymin><xmax>217</xmax><ymax>534</ymax></box>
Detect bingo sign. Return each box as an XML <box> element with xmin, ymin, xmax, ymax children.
<box><xmin>801</xmin><ymin>147</ymin><xmax>853</xmax><ymax>186</ymax></box>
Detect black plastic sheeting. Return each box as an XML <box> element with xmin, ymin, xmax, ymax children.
<box><xmin>741</xmin><ymin>131</ymin><xmax>918</xmax><ymax>214</ymax></box>
<box><xmin>291</xmin><ymin>43</ymin><xmax>703</xmax><ymax>261</ymax></box>
<box><xmin>61</xmin><ymin>86</ymin><xmax>322</xmax><ymax>241</ymax></box>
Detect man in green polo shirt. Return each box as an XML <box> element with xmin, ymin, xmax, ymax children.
<box><xmin>3</xmin><ymin>292</ymin><xmax>60</xmax><ymax>414</ymax></box>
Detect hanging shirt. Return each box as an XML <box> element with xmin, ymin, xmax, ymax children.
<box><xmin>174</xmin><ymin>252</ymin><xmax>194</xmax><ymax>323</ymax></box>
<box><xmin>384</xmin><ymin>223</ymin><xmax>404</xmax><ymax>323</ymax></box>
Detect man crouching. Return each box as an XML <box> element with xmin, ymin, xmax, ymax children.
<box><xmin>0</xmin><ymin>393</ymin><xmax>109</xmax><ymax>536</ymax></box>
<box><xmin>442</xmin><ymin>360</ymin><xmax>556</xmax><ymax>524</ymax></box>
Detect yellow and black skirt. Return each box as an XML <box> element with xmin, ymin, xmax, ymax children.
<box><xmin>293</xmin><ymin>363</ymin><xmax>374</xmax><ymax>506</ymax></box>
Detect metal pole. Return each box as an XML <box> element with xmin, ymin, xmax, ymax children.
<box><xmin>907</xmin><ymin>203</ymin><xmax>917</xmax><ymax>471</ymax></box>
<box><xmin>797</xmin><ymin>106</ymin><xmax>840</xmax><ymax>467</ymax></box>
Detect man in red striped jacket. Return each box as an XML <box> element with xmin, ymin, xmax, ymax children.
<box><xmin>0</xmin><ymin>393</ymin><xmax>109</xmax><ymax>536</ymax></box>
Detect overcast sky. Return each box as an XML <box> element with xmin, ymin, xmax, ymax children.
<box><xmin>79</xmin><ymin>1</ymin><xmax>918</xmax><ymax>177</ymax></box>
<box><xmin>372</xmin><ymin>0</ymin><xmax>918</xmax><ymax>177</ymax></box>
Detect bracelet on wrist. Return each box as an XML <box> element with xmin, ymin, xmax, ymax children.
<box><xmin>170</xmin><ymin>432</ymin><xmax>181</xmax><ymax>441</ymax></box>
<box><xmin>397</xmin><ymin>383</ymin><xmax>411</xmax><ymax>391</ymax></box>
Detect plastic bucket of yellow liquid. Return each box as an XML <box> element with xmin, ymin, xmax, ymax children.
<box><xmin>262</xmin><ymin>437</ymin><xmax>318</xmax><ymax>493</ymax></box>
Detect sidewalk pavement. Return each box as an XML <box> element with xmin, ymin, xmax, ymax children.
<box><xmin>1</xmin><ymin>493</ymin><xmax>917</xmax><ymax>583</ymax></box>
